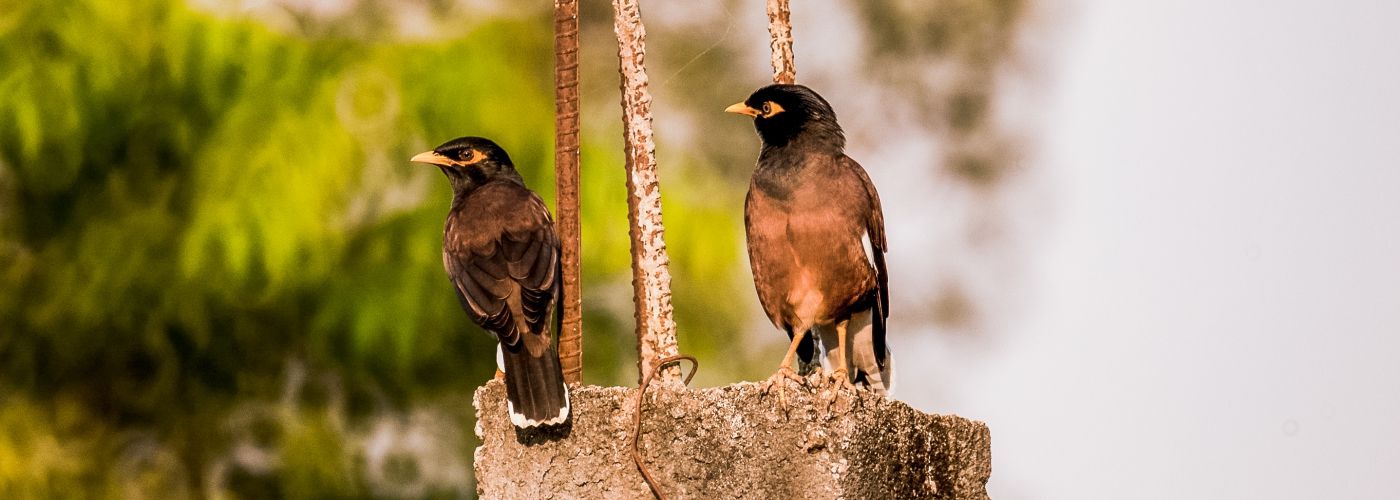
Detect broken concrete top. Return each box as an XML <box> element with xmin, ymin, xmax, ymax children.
<box><xmin>474</xmin><ymin>378</ymin><xmax>991</xmax><ymax>499</ymax></box>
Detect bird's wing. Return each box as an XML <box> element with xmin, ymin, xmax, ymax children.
<box><xmin>444</xmin><ymin>183</ymin><xmax>560</xmax><ymax>356</ymax></box>
<box><xmin>841</xmin><ymin>155</ymin><xmax>888</xmax><ymax>310</ymax></box>
<box><xmin>842</xmin><ymin>155</ymin><xmax>889</xmax><ymax>360</ymax></box>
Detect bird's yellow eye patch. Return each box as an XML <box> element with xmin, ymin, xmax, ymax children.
<box><xmin>461</xmin><ymin>149</ymin><xmax>486</xmax><ymax>165</ymax></box>
<box><xmin>760</xmin><ymin>101</ymin><xmax>784</xmax><ymax>118</ymax></box>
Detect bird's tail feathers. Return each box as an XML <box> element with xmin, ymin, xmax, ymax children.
<box><xmin>500</xmin><ymin>343</ymin><xmax>570</xmax><ymax>428</ymax></box>
<box><xmin>878</xmin><ymin>349</ymin><xmax>895</xmax><ymax>395</ymax></box>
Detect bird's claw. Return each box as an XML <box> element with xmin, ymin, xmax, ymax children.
<box><xmin>818</xmin><ymin>369</ymin><xmax>859</xmax><ymax>414</ymax></box>
<box><xmin>761</xmin><ymin>366</ymin><xmax>806</xmax><ymax>410</ymax></box>
<box><xmin>828</xmin><ymin>369</ymin><xmax>857</xmax><ymax>393</ymax></box>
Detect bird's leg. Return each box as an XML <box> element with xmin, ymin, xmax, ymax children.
<box><xmin>761</xmin><ymin>328</ymin><xmax>810</xmax><ymax>409</ymax></box>
<box><xmin>494</xmin><ymin>370</ymin><xmax>506</xmax><ymax>381</ymax></box>
<box><xmin>775</xmin><ymin>328</ymin><xmax>809</xmax><ymax>384</ymax></box>
<box><xmin>831</xmin><ymin>319</ymin><xmax>856</xmax><ymax>393</ymax></box>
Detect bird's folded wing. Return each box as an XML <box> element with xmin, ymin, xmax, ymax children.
<box><xmin>445</xmin><ymin>193</ymin><xmax>560</xmax><ymax>353</ymax></box>
<box><xmin>843</xmin><ymin>155</ymin><xmax>890</xmax><ymax>366</ymax></box>
<box><xmin>843</xmin><ymin>156</ymin><xmax>889</xmax><ymax>314</ymax></box>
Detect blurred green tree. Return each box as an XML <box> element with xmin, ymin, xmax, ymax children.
<box><xmin>0</xmin><ymin>0</ymin><xmax>753</xmax><ymax>495</ymax></box>
<box><xmin>0</xmin><ymin>0</ymin><xmax>1033</xmax><ymax>496</ymax></box>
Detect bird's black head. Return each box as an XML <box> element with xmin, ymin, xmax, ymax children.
<box><xmin>410</xmin><ymin>136</ymin><xmax>522</xmax><ymax>192</ymax></box>
<box><xmin>726</xmin><ymin>84</ymin><xmax>845</xmax><ymax>151</ymax></box>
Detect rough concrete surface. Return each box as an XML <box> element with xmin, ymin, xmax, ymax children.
<box><xmin>473</xmin><ymin>377</ymin><xmax>991</xmax><ymax>499</ymax></box>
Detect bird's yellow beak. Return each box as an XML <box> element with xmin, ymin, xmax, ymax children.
<box><xmin>410</xmin><ymin>150</ymin><xmax>451</xmax><ymax>166</ymax></box>
<box><xmin>725</xmin><ymin>102</ymin><xmax>760</xmax><ymax>117</ymax></box>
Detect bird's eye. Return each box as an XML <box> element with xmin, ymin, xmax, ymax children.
<box><xmin>462</xmin><ymin>149</ymin><xmax>484</xmax><ymax>165</ymax></box>
<box><xmin>760</xmin><ymin>101</ymin><xmax>783</xmax><ymax>118</ymax></box>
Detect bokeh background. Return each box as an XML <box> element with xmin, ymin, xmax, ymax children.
<box><xmin>2</xmin><ymin>0</ymin><xmax>1396</xmax><ymax>498</ymax></box>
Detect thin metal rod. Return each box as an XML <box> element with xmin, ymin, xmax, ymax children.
<box><xmin>554</xmin><ymin>0</ymin><xmax>584</xmax><ymax>385</ymax></box>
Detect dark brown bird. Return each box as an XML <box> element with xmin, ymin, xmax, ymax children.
<box><xmin>411</xmin><ymin>137</ymin><xmax>569</xmax><ymax>428</ymax></box>
<box><xmin>726</xmin><ymin>84</ymin><xmax>892</xmax><ymax>395</ymax></box>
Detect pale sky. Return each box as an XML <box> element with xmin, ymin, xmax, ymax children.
<box><xmin>894</xmin><ymin>1</ymin><xmax>1400</xmax><ymax>498</ymax></box>
<box><xmin>625</xmin><ymin>1</ymin><xmax>1400</xmax><ymax>496</ymax></box>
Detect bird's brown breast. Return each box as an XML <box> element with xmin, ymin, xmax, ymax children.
<box><xmin>745</xmin><ymin>156</ymin><xmax>877</xmax><ymax>332</ymax></box>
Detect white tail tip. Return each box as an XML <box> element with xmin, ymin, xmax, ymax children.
<box><xmin>506</xmin><ymin>383</ymin><xmax>571</xmax><ymax>428</ymax></box>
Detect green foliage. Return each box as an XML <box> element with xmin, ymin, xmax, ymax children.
<box><xmin>0</xmin><ymin>0</ymin><xmax>754</xmax><ymax>496</ymax></box>
<box><xmin>0</xmin><ymin>0</ymin><xmax>1040</xmax><ymax>491</ymax></box>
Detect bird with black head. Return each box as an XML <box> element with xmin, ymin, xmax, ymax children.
<box><xmin>411</xmin><ymin>137</ymin><xmax>570</xmax><ymax>429</ymax></box>
<box><xmin>726</xmin><ymin>84</ymin><xmax>893</xmax><ymax>400</ymax></box>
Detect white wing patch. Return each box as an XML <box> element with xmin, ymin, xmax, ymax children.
<box><xmin>496</xmin><ymin>343</ymin><xmax>505</xmax><ymax>373</ymax></box>
<box><xmin>860</xmin><ymin>230</ymin><xmax>877</xmax><ymax>270</ymax></box>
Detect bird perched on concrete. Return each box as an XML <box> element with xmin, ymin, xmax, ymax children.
<box><xmin>726</xmin><ymin>84</ymin><xmax>892</xmax><ymax>396</ymax></box>
<box><xmin>411</xmin><ymin>137</ymin><xmax>569</xmax><ymax>428</ymax></box>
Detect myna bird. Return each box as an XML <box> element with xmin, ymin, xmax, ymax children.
<box><xmin>412</xmin><ymin>137</ymin><xmax>569</xmax><ymax>428</ymax></box>
<box><xmin>726</xmin><ymin>84</ymin><xmax>893</xmax><ymax>396</ymax></box>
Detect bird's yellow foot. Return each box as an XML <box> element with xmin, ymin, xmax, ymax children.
<box><xmin>494</xmin><ymin>369</ymin><xmax>505</xmax><ymax>381</ymax></box>
<box><xmin>819</xmin><ymin>368</ymin><xmax>860</xmax><ymax>414</ymax></box>
<box><xmin>828</xmin><ymin>368</ymin><xmax>857</xmax><ymax>393</ymax></box>
<box><xmin>760</xmin><ymin>366</ymin><xmax>806</xmax><ymax>410</ymax></box>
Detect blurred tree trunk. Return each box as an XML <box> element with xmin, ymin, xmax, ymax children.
<box><xmin>554</xmin><ymin>0</ymin><xmax>583</xmax><ymax>386</ymax></box>
<box><xmin>611</xmin><ymin>0</ymin><xmax>681</xmax><ymax>385</ymax></box>
<box><xmin>767</xmin><ymin>0</ymin><xmax>796</xmax><ymax>84</ymax></box>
